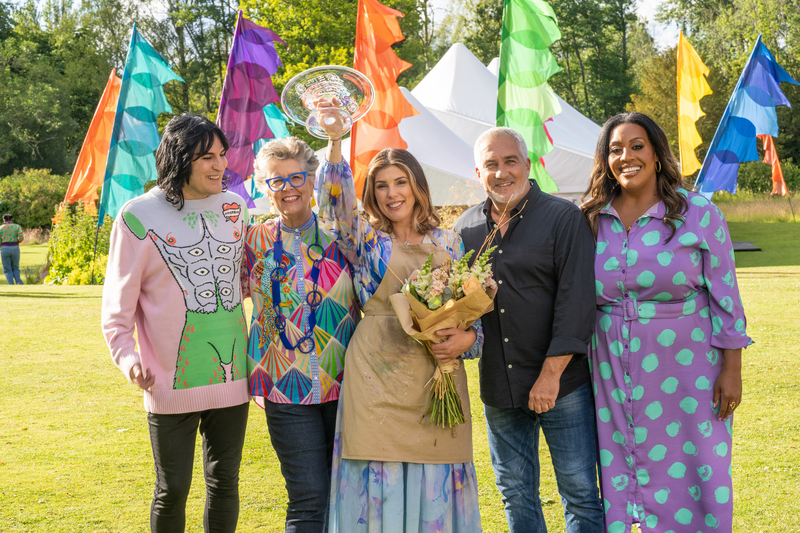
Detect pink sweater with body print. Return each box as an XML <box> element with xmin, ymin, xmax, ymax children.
<box><xmin>101</xmin><ymin>187</ymin><xmax>250</xmax><ymax>414</ymax></box>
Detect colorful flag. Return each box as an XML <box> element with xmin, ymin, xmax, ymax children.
<box><xmin>695</xmin><ymin>35</ymin><xmax>799</xmax><ymax>195</ymax></box>
<box><xmin>64</xmin><ymin>69</ymin><xmax>121</xmax><ymax>205</ymax></box>
<box><xmin>497</xmin><ymin>0</ymin><xmax>562</xmax><ymax>192</ymax></box>
<box><xmin>99</xmin><ymin>25</ymin><xmax>183</xmax><ymax>222</ymax></box>
<box><xmin>217</xmin><ymin>11</ymin><xmax>287</xmax><ymax>208</ymax></box>
<box><xmin>351</xmin><ymin>0</ymin><xmax>418</xmax><ymax>199</ymax></box>
<box><xmin>253</xmin><ymin>103</ymin><xmax>292</xmax><ymax>157</ymax></box>
<box><xmin>758</xmin><ymin>134</ymin><xmax>789</xmax><ymax>197</ymax></box>
<box><xmin>677</xmin><ymin>31</ymin><xmax>712</xmax><ymax>176</ymax></box>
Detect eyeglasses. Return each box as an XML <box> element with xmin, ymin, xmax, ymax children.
<box><xmin>266</xmin><ymin>171</ymin><xmax>307</xmax><ymax>192</ymax></box>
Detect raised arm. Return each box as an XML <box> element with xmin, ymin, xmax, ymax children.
<box><xmin>314</xmin><ymin>153</ymin><xmax>360</xmax><ymax>267</ymax></box>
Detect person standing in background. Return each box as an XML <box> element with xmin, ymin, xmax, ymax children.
<box><xmin>1</xmin><ymin>213</ymin><xmax>24</xmax><ymax>285</ymax></box>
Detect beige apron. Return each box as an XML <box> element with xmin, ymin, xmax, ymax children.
<box><xmin>341</xmin><ymin>237</ymin><xmax>473</xmax><ymax>464</ymax></box>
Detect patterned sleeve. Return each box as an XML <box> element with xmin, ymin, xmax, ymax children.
<box><xmin>439</xmin><ymin>229</ymin><xmax>484</xmax><ymax>359</ymax></box>
<box><xmin>697</xmin><ymin>197</ymin><xmax>752</xmax><ymax>349</ymax></box>
<box><xmin>315</xmin><ymin>156</ymin><xmax>392</xmax><ymax>304</ymax></box>
<box><xmin>314</xmin><ymin>158</ymin><xmax>361</xmax><ymax>267</ymax></box>
<box><xmin>240</xmin><ymin>224</ymin><xmax>257</xmax><ymax>300</ymax></box>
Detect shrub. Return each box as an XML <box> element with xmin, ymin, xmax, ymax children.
<box><xmin>22</xmin><ymin>227</ymin><xmax>51</xmax><ymax>245</ymax></box>
<box><xmin>45</xmin><ymin>201</ymin><xmax>112</xmax><ymax>285</ymax></box>
<box><xmin>21</xmin><ymin>264</ymin><xmax>48</xmax><ymax>285</ymax></box>
<box><xmin>737</xmin><ymin>160</ymin><xmax>800</xmax><ymax>195</ymax></box>
<box><xmin>0</xmin><ymin>168</ymin><xmax>71</xmax><ymax>228</ymax></box>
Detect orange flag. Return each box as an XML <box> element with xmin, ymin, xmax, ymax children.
<box><xmin>350</xmin><ymin>0</ymin><xmax>418</xmax><ymax>199</ymax></box>
<box><xmin>758</xmin><ymin>134</ymin><xmax>790</xmax><ymax>197</ymax></box>
<box><xmin>64</xmin><ymin>69</ymin><xmax>121</xmax><ymax>204</ymax></box>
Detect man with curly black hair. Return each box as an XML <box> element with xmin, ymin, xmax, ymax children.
<box><xmin>101</xmin><ymin>114</ymin><xmax>250</xmax><ymax>533</ymax></box>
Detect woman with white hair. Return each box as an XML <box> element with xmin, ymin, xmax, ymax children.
<box><xmin>244</xmin><ymin>136</ymin><xmax>360</xmax><ymax>533</ymax></box>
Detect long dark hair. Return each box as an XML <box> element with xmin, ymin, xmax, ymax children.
<box><xmin>155</xmin><ymin>114</ymin><xmax>230</xmax><ymax>210</ymax></box>
<box><xmin>581</xmin><ymin>112</ymin><xmax>687</xmax><ymax>242</ymax></box>
<box><xmin>362</xmin><ymin>148</ymin><xmax>441</xmax><ymax>235</ymax></box>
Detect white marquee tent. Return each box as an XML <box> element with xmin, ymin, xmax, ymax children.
<box><xmin>412</xmin><ymin>43</ymin><xmax>602</xmax><ymax>200</ymax></box>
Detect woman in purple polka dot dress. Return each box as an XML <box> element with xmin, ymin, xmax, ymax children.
<box><xmin>581</xmin><ymin>113</ymin><xmax>752</xmax><ymax>533</ymax></box>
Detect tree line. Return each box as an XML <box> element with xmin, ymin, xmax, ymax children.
<box><xmin>1</xmin><ymin>0</ymin><xmax>799</xmax><ymax>181</ymax></box>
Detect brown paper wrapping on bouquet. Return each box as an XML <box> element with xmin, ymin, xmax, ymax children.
<box><xmin>389</xmin><ymin>285</ymin><xmax>497</xmax><ymax>344</ymax></box>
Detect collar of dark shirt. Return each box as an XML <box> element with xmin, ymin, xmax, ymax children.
<box><xmin>481</xmin><ymin>179</ymin><xmax>541</xmax><ymax>228</ymax></box>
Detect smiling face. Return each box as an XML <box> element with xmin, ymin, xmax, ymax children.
<box><xmin>373</xmin><ymin>164</ymin><xmax>417</xmax><ymax>228</ymax></box>
<box><xmin>183</xmin><ymin>135</ymin><xmax>227</xmax><ymax>200</ymax></box>
<box><xmin>607</xmin><ymin>123</ymin><xmax>659</xmax><ymax>196</ymax></box>
<box><xmin>264</xmin><ymin>157</ymin><xmax>314</xmax><ymax>228</ymax></box>
<box><xmin>476</xmin><ymin>135</ymin><xmax>531</xmax><ymax>209</ymax></box>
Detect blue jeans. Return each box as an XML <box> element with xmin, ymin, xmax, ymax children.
<box><xmin>148</xmin><ymin>402</ymin><xmax>249</xmax><ymax>533</ymax></box>
<box><xmin>1</xmin><ymin>246</ymin><xmax>22</xmax><ymax>284</ymax></box>
<box><xmin>264</xmin><ymin>400</ymin><xmax>338</xmax><ymax>533</ymax></box>
<box><xmin>485</xmin><ymin>382</ymin><xmax>603</xmax><ymax>533</ymax></box>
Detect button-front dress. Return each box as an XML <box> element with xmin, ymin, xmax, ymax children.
<box><xmin>590</xmin><ymin>189</ymin><xmax>751</xmax><ymax>533</ymax></box>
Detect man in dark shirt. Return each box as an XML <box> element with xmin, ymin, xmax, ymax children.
<box><xmin>454</xmin><ymin>127</ymin><xmax>603</xmax><ymax>533</ymax></box>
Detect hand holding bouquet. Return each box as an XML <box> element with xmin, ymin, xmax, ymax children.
<box><xmin>390</xmin><ymin>246</ymin><xmax>497</xmax><ymax>428</ymax></box>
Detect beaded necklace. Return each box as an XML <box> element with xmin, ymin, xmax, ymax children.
<box><xmin>267</xmin><ymin>214</ymin><xmax>325</xmax><ymax>354</ymax></box>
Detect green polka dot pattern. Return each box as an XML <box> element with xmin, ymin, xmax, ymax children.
<box><xmin>589</xmin><ymin>188</ymin><xmax>750</xmax><ymax>531</ymax></box>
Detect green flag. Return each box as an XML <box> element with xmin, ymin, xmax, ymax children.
<box><xmin>497</xmin><ymin>0</ymin><xmax>562</xmax><ymax>192</ymax></box>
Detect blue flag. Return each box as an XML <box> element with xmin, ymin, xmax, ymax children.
<box><xmin>695</xmin><ymin>35</ymin><xmax>798</xmax><ymax>195</ymax></box>
<box><xmin>99</xmin><ymin>25</ymin><xmax>183</xmax><ymax>222</ymax></box>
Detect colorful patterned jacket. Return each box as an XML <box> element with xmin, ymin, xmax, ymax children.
<box><xmin>244</xmin><ymin>215</ymin><xmax>359</xmax><ymax>406</ymax></box>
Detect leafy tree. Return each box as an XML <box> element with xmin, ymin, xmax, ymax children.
<box><xmin>46</xmin><ymin>201</ymin><xmax>112</xmax><ymax>285</ymax></box>
<box><xmin>549</xmin><ymin>0</ymin><xmax>637</xmax><ymax>123</ymax></box>
<box><xmin>239</xmin><ymin>0</ymin><xmax>436</xmax><ymax>148</ymax></box>
<box><xmin>436</xmin><ymin>0</ymin><xmax>639</xmax><ymax>124</ymax></box>
<box><xmin>0</xmin><ymin>0</ymin><xmax>13</xmax><ymax>39</ymax></box>
<box><xmin>0</xmin><ymin>2</ymin><xmax>79</xmax><ymax>175</ymax></box>
<box><xmin>654</xmin><ymin>0</ymin><xmax>800</xmax><ymax>175</ymax></box>
<box><xmin>0</xmin><ymin>168</ymin><xmax>70</xmax><ymax>228</ymax></box>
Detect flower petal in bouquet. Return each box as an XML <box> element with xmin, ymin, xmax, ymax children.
<box><xmin>389</xmin><ymin>284</ymin><xmax>497</xmax><ymax>428</ymax></box>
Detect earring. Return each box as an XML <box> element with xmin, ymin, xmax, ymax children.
<box><xmin>656</xmin><ymin>161</ymin><xmax>662</xmax><ymax>173</ymax></box>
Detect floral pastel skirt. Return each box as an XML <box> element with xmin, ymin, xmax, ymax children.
<box><xmin>327</xmin><ymin>392</ymin><xmax>482</xmax><ymax>533</ymax></box>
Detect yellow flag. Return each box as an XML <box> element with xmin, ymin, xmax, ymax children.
<box><xmin>677</xmin><ymin>31</ymin><xmax>712</xmax><ymax>176</ymax></box>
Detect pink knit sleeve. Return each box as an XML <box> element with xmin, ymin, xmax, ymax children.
<box><xmin>101</xmin><ymin>220</ymin><xmax>145</xmax><ymax>382</ymax></box>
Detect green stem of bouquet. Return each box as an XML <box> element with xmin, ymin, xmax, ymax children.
<box><xmin>421</xmin><ymin>341</ymin><xmax>465</xmax><ymax>428</ymax></box>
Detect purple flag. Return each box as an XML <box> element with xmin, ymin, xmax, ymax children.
<box><xmin>217</xmin><ymin>11</ymin><xmax>287</xmax><ymax>207</ymax></box>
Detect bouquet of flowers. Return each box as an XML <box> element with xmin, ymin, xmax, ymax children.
<box><xmin>390</xmin><ymin>246</ymin><xmax>497</xmax><ymax>428</ymax></box>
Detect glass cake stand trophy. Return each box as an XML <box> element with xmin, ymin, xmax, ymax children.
<box><xmin>281</xmin><ymin>65</ymin><xmax>375</xmax><ymax>139</ymax></box>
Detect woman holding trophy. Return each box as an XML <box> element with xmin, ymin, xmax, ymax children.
<box><xmin>285</xmin><ymin>66</ymin><xmax>483</xmax><ymax>532</ymax></box>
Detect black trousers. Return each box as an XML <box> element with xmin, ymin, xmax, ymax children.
<box><xmin>147</xmin><ymin>402</ymin><xmax>249</xmax><ymax>533</ymax></box>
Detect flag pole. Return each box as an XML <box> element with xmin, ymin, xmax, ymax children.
<box><xmin>677</xmin><ymin>31</ymin><xmax>684</xmax><ymax>179</ymax></box>
<box><xmin>90</xmin><ymin>213</ymin><xmax>100</xmax><ymax>285</ymax></box>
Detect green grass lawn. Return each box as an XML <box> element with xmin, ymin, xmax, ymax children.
<box><xmin>1</xmin><ymin>224</ymin><xmax>799</xmax><ymax>532</ymax></box>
